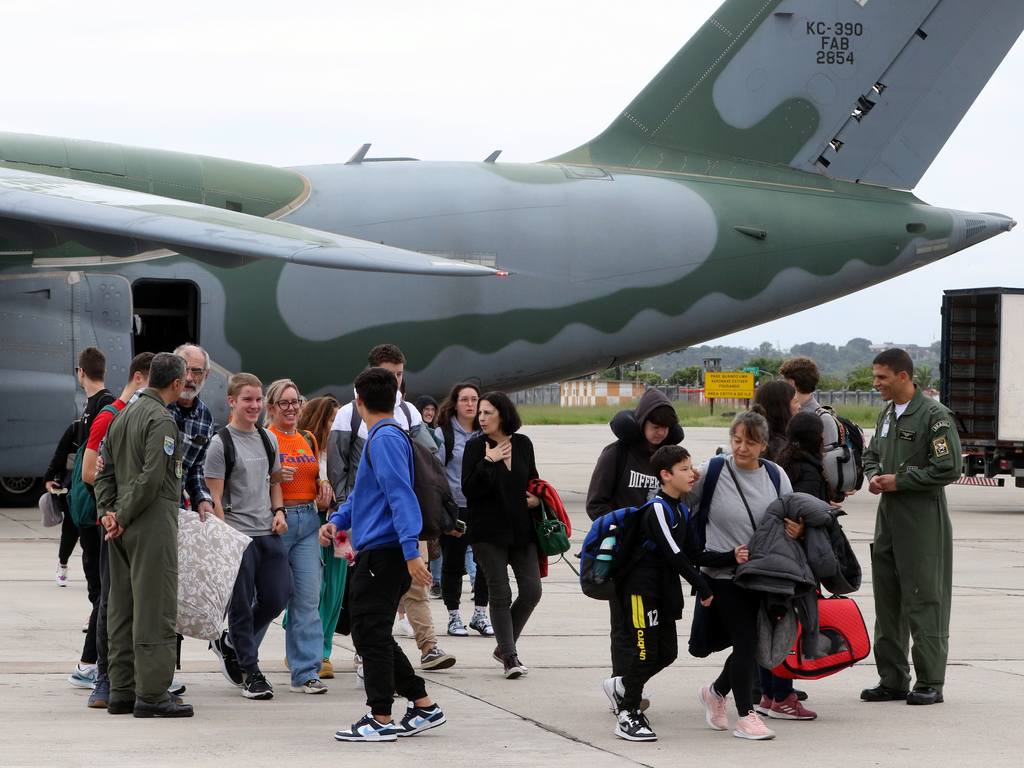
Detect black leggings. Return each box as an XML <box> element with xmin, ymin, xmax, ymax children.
<box><xmin>709</xmin><ymin>579</ymin><xmax>762</xmax><ymax>717</ymax></box>
<box><xmin>58</xmin><ymin>505</ymin><xmax>79</xmax><ymax>565</ymax></box>
<box><xmin>78</xmin><ymin>525</ymin><xmax>103</xmax><ymax>664</ymax></box>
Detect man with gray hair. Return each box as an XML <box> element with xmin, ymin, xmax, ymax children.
<box><xmin>95</xmin><ymin>352</ymin><xmax>193</xmax><ymax>717</ymax></box>
<box><xmin>171</xmin><ymin>343</ymin><xmax>216</xmax><ymax>520</ymax></box>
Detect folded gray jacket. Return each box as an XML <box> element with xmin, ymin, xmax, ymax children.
<box><xmin>734</xmin><ymin>492</ymin><xmax>861</xmax><ymax>667</ymax></box>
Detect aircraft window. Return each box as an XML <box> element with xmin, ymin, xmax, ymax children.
<box><xmin>131</xmin><ymin>279</ymin><xmax>200</xmax><ymax>355</ymax></box>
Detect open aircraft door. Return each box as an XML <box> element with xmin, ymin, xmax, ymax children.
<box><xmin>0</xmin><ymin>271</ymin><xmax>132</xmax><ymax>502</ymax></box>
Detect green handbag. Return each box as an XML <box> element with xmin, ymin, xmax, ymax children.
<box><xmin>533</xmin><ymin>501</ymin><xmax>571</xmax><ymax>556</ymax></box>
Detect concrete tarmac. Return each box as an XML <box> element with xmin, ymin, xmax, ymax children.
<box><xmin>2</xmin><ymin>425</ymin><xmax>1022</xmax><ymax>767</ymax></box>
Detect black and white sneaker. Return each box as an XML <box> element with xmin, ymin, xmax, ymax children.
<box><xmin>615</xmin><ymin>708</ymin><xmax>657</xmax><ymax>742</ymax></box>
<box><xmin>604</xmin><ymin>676</ymin><xmax>624</xmax><ymax>714</ymax></box>
<box><xmin>210</xmin><ymin>631</ymin><xmax>243</xmax><ymax>687</ymax></box>
<box><xmin>334</xmin><ymin>712</ymin><xmax>399</xmax><ymax>742</ymax></box>
<box><xmin>242</xmin><ymin>672</ymin><xmax>274</xmax><ymax>700</ymax></box>
<box><xmin>503</xmin><ymin>654</ymin><xmax>528</xmax><ymax>679</ymax></box>
<box><xmin>396</xmin><ymin>701</ymin><xmax>446</xmax><ymax>736</ymax></box>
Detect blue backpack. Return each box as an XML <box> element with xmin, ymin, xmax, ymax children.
<box><xmin>579</xmin><ymin>497</ymin><xmax>682</xmax><ymax>600</ymax></box>
<box><xmin>686</xmin><ymin>456</ymin><xmax>781</xmax><ymax>552</ymax></box>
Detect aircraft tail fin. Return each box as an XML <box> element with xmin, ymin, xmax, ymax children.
<box><xmin>550</xmin><ymin>0</ymin><xmax>1024</xmax><ymax>190</ymax></box>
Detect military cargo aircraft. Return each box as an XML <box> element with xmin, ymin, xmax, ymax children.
<box><xmin>1</xmin><ymin>0</ymin><xmax>1022</xmax><ymax>503</ymax></box>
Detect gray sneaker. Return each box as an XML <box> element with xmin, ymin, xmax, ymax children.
<box><xmin>420</xmin><ymin>645</ymin><xmax>456</xmax><ymax>670</ymax></box>
<box><xmin>88</xmin><ymin>673</ymin><xmax>110</xmax><ymax>708</ymax></box>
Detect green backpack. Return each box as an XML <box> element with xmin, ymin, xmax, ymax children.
<box><xmin>67</xmin><ymin>404</ymin><xmax>119</xmax><ymax>527</ymax></box>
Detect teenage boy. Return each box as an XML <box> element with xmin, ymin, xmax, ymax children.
<box><xmin>605</xmin><ymin>445</ymin><xmax>712</xmax><ymax>742</ymax></box>
<box><xmin>205</xmin><ymin>373</ymin><xmax>290</xmax><ymax>700</ymax></box>
<box><xmin>587</xmin><ymin>389</ymin><xmax>683</xmax><ymax>690</ymax></box>
<box><xmin>320</xmin><ymin>367</ymin><xmax>446</xmax><ymax>742</ymax></box>
<box><xmin>327</xmin><ymin>343</ymin><xmax>454</xmax><ymax>671</ymax></box>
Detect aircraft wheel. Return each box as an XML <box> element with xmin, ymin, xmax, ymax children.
<box><xmin>0</xmin><ymin>477</ymin><xmax>44</xmax><ymax>507</ymax></box>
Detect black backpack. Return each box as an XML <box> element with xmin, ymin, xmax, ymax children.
<box><xmin>364</xmin><ymin>421</ymin><xmax>458</xmax><ymax>540</ymax></box>
<box><xmin>217</xmin><ymin>425</ymin><xmax>276</xmax><ymax>513</ymax></box>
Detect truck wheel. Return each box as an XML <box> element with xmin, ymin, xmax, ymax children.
<box><xmin>0</xmin><ymin>477</ymin><xmax>44</xmax><ymax>507</ymax></box>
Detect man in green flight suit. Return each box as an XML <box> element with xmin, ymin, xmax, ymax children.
<box><xmin>861</xmin><ymin>348</ymin><xmax>961</xmax><ymax>706</ymax></box>
<box><xmin>94</xmin><ymin>352</ymin><xmax>194</xmax><ymax>718</ymax></box>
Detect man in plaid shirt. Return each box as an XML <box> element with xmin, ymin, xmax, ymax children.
<box><xmin>170</xmin><ymin>344</ymin><xmax>215</xmax><ymax>520</ymax></box>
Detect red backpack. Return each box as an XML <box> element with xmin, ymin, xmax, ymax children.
<box><xmin>771</xmin><ymin>594</ymin><xmax>870</xmax><ymax>680</ymax></box>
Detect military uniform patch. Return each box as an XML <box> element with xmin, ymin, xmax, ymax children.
<box><xmin>175</xmin><ymin>459</ymin><xmax>183</xmax><ymax>478</ymax></box>
<box><xmin>932</xmin><ymin>420</ymin><xmax>951</xmax><ymax>432</ymax></box>
<box><xmin>933</xmin><ymin>437</ymin><xmax>949</xmax><ymax>457</ymax></box>
<box><xmin>163</xmin><ymin>436</ymin><xmax>175</xmax><ymax>455</ymax></box>
<box><xmin>928</xmin><ymin>404</ymin><xmax>941</xmax><ymax>414</ymax></box>
<box><xmin>899</xmin><ymin>429</ymin><xmax>915</xmax><ymax>440</ymax></box>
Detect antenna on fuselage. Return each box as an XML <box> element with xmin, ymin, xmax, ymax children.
<box><xmin>484</xmin><ymin>150</ymin><xmax>501</xmax><ymax>163</ymax></box>
<box><xmin>346</xmin><ymin>144</ymin><xmax>371</xmax><ymax>165</ymax></box>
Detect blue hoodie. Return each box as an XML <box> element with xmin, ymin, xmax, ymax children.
<box><xmin>327</xmin><ymin>419</ymin><xmax>421</xmax><ymax>561</ymax></box>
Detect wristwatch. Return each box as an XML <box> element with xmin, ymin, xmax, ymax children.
<box><xmin>273</xmin><ymin>506</ymin><xmax>287</xmax><ymax>516</ymax></box>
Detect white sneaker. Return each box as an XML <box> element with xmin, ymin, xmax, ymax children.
<box><xmin>393</xmin><ymin>617</ymin><xmax>414</xmax><ymax>637</ymax></box>
<box><xmin>55</xmin><ymin>564</ymin><xmax>68</xmax><ymax>587</ymax></box>
<box><xmin>356</xmin><ymin>664</ymin><xmax>365</xmax><ymax>689</ymax></box>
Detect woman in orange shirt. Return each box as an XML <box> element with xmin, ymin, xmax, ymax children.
<box><xmin>265</xmin><ymin>379</ymin><xmax>333</xmax><ymax>694</ymax></box>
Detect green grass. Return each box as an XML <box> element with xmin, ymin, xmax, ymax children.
<box><xmin>519</xmin><ymin>400</ymin><xmax>882</xmax><ymax>427</ymax></box>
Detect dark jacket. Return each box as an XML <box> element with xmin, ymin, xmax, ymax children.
<box><xmin>783</xmin><ymin>453</ymin><xmax>831</xmax><ymax>502</ymax></box>
<box><xmin>586</xmin><ymin>388</ymin><xmax>683</xmax><ymax>521</ymax></box>
<box><xmin>615</xmin><ymin>492</ymin><xmax>712</xmax><ymax>619</ymax></box>
<box><xmin>462</xmin><ymin>433</ymin><xmax>539</xmax><ymax>546</ymax></box>
<box><xmin>44</xmin><ymin>421</ymin><xmax>79</xmax><ymax>486</ymax></box>
<box><xmin>733</xmin><ymin>493</ymin><xmax>861</xmax><ymax>667</ymax></box>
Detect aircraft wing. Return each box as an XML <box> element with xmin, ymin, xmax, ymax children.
<box><xmin>0</xmin><ymin>167</ymin><xmax>497</xmax><ymax>276</ymax></box>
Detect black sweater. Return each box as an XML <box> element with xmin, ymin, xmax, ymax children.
<box><xmin>462</xmin><ymin>433</ymin><xmax>539</xmax><ymax>546</ymax></box>
<box><xmin>782</xmin><ymin>453</ymin><xmax>831</xmax><ymax>503</ymax></box>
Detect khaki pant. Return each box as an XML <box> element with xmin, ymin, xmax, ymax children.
<box><xmin>403</xmin><ymin>541</ymin><xmax>437</xmax><ymax>652</ymax></box>
<box><xmin>107</xmin><ymin>506</ymin><xmax>179</xmax><ymax>703</ymax></box>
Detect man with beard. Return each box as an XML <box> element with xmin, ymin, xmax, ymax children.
<box><xmin>170</xmin><ymin>344</ymin><xmax>216</xmax><ymax>520</ymax></box>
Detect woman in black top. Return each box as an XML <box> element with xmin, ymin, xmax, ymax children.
<box><xmin>775</xmin><ymin>412</ymin><xmax>833</xmax><ymax>503</ymax></box>
<box><xmin>462</xmin><ymin>392</ymin><xmax>541</xmax><ymax>679</ymax></box>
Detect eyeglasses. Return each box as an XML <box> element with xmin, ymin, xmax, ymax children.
<box><xmin>276</xmin><ymin>400</ymin><xmax>302</xmax><ymax>410</ymax></box>
<box><xmin>457</xmin><ymin>397</ymin><xmax>479</xmax><ymax>404</ymax></box>
<box><xmin>186</xmin><ymin>367</ymin><xmax>206</xmax><ymax>378</ymax></box>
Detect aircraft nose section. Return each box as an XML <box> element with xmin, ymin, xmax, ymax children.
<box><xmin>950</xmin><ymin>210</ymin><xmax>1016</xmax><ymax>251</ymax></box>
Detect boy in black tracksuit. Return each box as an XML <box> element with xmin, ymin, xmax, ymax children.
<box><xmin>607</xmin><ymin>445</ymin><xmax>715</xmax><ymax>742</ymax></box>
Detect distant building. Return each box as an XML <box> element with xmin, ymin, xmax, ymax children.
<box><xmin>560</xmin><ymin>379</ymin><xmax>645</xmax><ymax>407</ymax></box>
<box><xmin>867</xmin><ymin>342</ymin><xmax>930</xmax><ymax>360</ymax></box>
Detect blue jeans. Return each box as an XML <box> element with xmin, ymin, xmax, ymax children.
<box><xmin>429</xmin><ymin>555</ymin><xmax>441</xmax><ymax>585</ymax></box>
<box><xmin>256</xmin><ymin>502</ymin><xmax>323</xmax><ymax>686</ymax></box>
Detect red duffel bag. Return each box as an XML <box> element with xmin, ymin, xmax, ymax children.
<box><xmin>772</xmin><ymin>594</ymin><xmax>871</xmax><ymax>680</ymax></box>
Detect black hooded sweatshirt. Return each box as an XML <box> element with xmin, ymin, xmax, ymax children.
<box><xmin>585</xmin><ymin>388</ymin><xmax>683</xmax><ymax>521</ymax></box>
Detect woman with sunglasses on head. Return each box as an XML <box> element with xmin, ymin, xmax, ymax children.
<box><xmin>296</xmin><ymin>394</ymin><xmax>344</xmax><ymax>679</ymax></box>
<box><xmin>263</xmin><ymin>379</ymin><xmax>333</xmax><ymax>694</ymax></box>
<box><xmin>462</xmin><ymin>392</ymin><xmax>541</xmax><ymax>679</ymax></box>
<box><xmin>435</xmin><ymin>383</ymin><xmax>493</xmax><ymax>638</ymax></box>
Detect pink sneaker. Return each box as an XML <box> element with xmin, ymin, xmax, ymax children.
<box><xmin>734</xmin><ymin>710</ymin><xmax>776</xmax><ymax>740</ymax></box>
<box><xmin>754</xmin><ymin>694</ymin><xmax>772</xmax><ymax>715</ymax></box>
<box><xmin>698</xmin><ymin>684</ymin><xmax>729</xmax><ymax>731</ymax></box>
<box><xmin>768</xmin><ymin>693</ymin><xmax>817</xmax><ymax>720</ymax></box>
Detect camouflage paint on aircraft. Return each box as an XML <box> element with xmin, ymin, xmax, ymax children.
<box><xmin>0</xmin><ymin>0</ymin><xmax>1021</xmax><ymax>486</ymax></box>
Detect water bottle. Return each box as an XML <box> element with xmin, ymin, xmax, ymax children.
<box><xmin>591</xmin><ymin>526</ymin><xmax>618</xmax><ymax>583</ymax></box>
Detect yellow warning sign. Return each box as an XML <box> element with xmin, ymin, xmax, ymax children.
<box><xmin>705</xmin><ymin>372</ymin><xmax>755</xmax><ymax>399</ymax></box>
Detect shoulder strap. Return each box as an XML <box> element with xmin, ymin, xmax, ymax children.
<box><xmin>364</xmin><ymin>421</ymin><xmax>408</xmax><ymax>472</ymax></box>
<box><xmin>217</xmin><ymin>427</ymin><xmax>236</xmax><ymax>511</ymax></box>
<box><xmin>346</xmin><ymin>403</ymin><xmax>363</xmax><ymax>474</ymax></box>
<box><xmin>298</xmin><ymin>428</ymin><xmax>317</xmax><ymax>454</ymax></box>
<box><xmin>697</xmin><ymin>456</ymin><xmax>726</xmax><ymax>520</ymax></box>
<box><xmin>256</xmin><ymin>426</ymin><xmax>276</xmax><ymax>476</ymax></box>
<box><xmin>724</xmin><ymin>461</ymin><xmax>758</xmax><ymax>531</ymax></box>
<box><xmin>613</xmin><ymin>441</ymin><xmax>630</xmax><ymax>486</ymax></box>
<box><xmin>441</xmin><ymin>423</ymin><xmax>455</xmax><ymax>467</ymax></box>
<box><xmin>760</xmin><ymin>459</ymin><xmax>782</xmax><ymax>495</ymax></box>
<box><xmin>399</xmin><ymin>401</ymin><xmax>413</xmax><ymax>429</ymax></box>
<box><xmin>99</xmin><ymin>404</ymin><xmax>120</xmax><ymax>418</ymax></box>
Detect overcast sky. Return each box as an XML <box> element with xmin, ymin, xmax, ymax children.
<box><xmin>7</xmin><ymin>0</ymin><xmax>1022</xmax><ymax>350</ymax></box>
